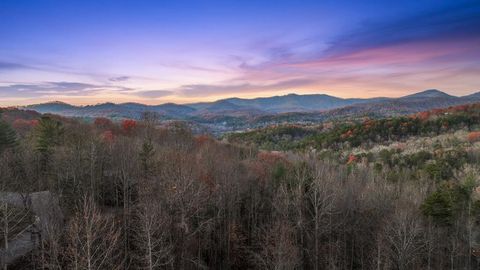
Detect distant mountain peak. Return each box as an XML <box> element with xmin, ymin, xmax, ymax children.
<box><xmin>161</xmin><ymin>102</ymin><xmax>179</xmax><ymax>106</ymax></box>
<box><xmin>405</xmin><ymin>89</ymin><xmax>452</xmax><ymax>98</ymax></box>
<box><xmin>21</xmin><ymin>90</ymin><xmax>480</xmax><ymax>125</ymax></box>
<box><xmin>29</xmin><ymin>100</ymin><xmax>71</xmax><ymax>106</ymax></box>
<box><xmin>121</xmin><ymin>102</ymin><xmax>144</xmax><ymax>106</ymax></box>
<box><xmin>47</xmin><ymin>101</ymin><xmax>69</xmax><ymax>105</ymax></box>
<box><xmin>90</xmin><ymin>102</ymin><xmax>116</xmax><ymax>107</ymax></box>
<box><xmin>463</xmin><ymin>91</ymin><xmax>480</xmax><ymax>98</ymax></box>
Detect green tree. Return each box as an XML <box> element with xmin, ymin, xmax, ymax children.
<box><xmin>421</xmin><ymin>187</ymin><xmax>453</xmax><ymax>225</ymax></box>
<box><xmin>139</xmin><ymin>140</ymin><xmax>155</xmax><ymax>177</ymax></box>
<box><xmin>421</xmin><ymin>181</ymin><xmax>473</xmax><ymax>226</ymax></box>
<box><xmin>35</xmin><ymin>116</ymin><xmax>64</xmax><ymax>155</ymax></box>
<box><xmin>0</xmin><ymin>117</ymin><xmax>17</xmax><ymax>153</ymax></box>
<box><xmin>35</xmin><ymin>116</ymin><xmax>64</xmax><ymax>185</ymax></box>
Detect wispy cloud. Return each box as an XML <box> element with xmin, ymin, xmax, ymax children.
<box><xmin>242</xmin><ymin>2</ymin><xmax>480</xmax><ymax>71</ymax></box>
<box><xmin>321</xmin><ymin>2</ymin><xmax>480</xmax><ymax>58</ymax></box>
<box><xmin>1</xmin><ymin>1</ymin><xmax>479</xmax><ymax>104</ymax></box>
<box><xmin>134</xmin><ymin>90</ymin><xmax>174</xmax><ymax>98</ymax></box>
<box><xmin>0</xmin><ymin>61</ymin><xmax>30</xmax><ymax>71</ymax></box>
<box><xmin>0</xmin><ymin>81</ymin><xmax>132</xmax><ymax>98</ymax></box>
<box><xmin>109</xmin><ymin>76</ymin><xmax>130</xmax><ymax>82</ymax></box>
<box><xmin>229</xmin><ymin>2</ymin><xmax>480</xmax><ymax>97</ymax></box>
<box><xmin>175</xmin><ymin>79</ymin><xmax>315</xmax><ymax>97</ymax></box>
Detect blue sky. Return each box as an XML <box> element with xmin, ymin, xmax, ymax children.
<box><xmin>0</xmin><ymin>0</ymin><xmax>479</xmax><ymax>105</ymax></box>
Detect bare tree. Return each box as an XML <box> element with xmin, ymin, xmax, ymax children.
<box><xmin>0</xmin><ymin>201</ymin><xmax>32</xmax><ymax>270</ymax></box>
<box><xmin>0</xmin><ymin>150</ymin><xmax>34</xmax><ymax>270</ymax></box>
<box><xmin>256</xmin><ymin>221</ymin><xmax>300</xmax><ymax>270</ymax></box>
<box><xmin>133</xmin><ymin>202</ymin><xmax>172</xmax><ymax>269</ymax></box>
<box><xmin>384</xmin><ymin>207</ymin><xmax>425</xmax><ymax>270</ymax></box>
<box><xmin>307</xmin><ymin>163</ymin><xmax>337</xmax><ymax>270</ymax></box>
<box><xmin>65</xmin><ymin>195</ymin><xmax>121</xmax><ymax>270</ymax></box>
<box><xmin>132</xmin><ymin>176</ymin><xmax>172</xmax><ymax>270</ymax></box>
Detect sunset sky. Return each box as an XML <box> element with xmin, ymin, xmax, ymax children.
<box><xmin>0</xmin><ymin>0</ymin><xmax>479</xmax><ymax>106</ymax></box>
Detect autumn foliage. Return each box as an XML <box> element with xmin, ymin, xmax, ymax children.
<box><xmin>94</xmin><ymin>117</ymin><xmax>113</xmax><ymax>129</ymax></box>
<box><xmin>2</xmin><ymin>101</ymin><xmax>480</xmax><ymax>269</ymax></box>
<box><xmin>347</xmin><ymin>154</ymin><xmax>358</xmax><ymax>164</ymax></box>
<box><xmin>11</xmin><ymin>119</ymin><xmax>39</xmax><ymax>134</ymax></box>
<box><xmin>121</xmin><ymin>119</ymin><xmax>137</xmax><ymax>133</ymax></box>
<box><xmin>102</xmin><ymin>130</ymin><xmax>115</xmax><ymax>143</ymax></box>
<box><xmin>258</xmin><ymin>151</ymin><xmax>288</xmax><ymax>166</ymax></box>
<box><xmin>194</xmin><ymin>134</ymin><xmax>212</xmax><ymax>146</ymax></box>
<box><xmin>341</xmin><ymin>129</ymin><xmax>354</xmax><ymax>139</ymax></box>
<box><xmin>467</xmin><ymin>131</ymin><xmax>480</xmax><ymax>143</ymax></box>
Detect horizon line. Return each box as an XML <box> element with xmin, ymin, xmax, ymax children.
<box><xmin>5</xmin><ymin>88</ymin><xmax>479</xmax><ymax>108</ymax></box>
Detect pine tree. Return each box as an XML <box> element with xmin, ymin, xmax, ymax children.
<box><xmin>35</xmin><ymin>116</ymin><xmax>64</xmax><ymax>181</ymax></box>
<box><xmin>35</xmin><ymin>116</ymin><xmax>64</xmax><ymax>155</ymax></box>
<box><xmin>139</xmin><ymin>140</ymin><xmax>155</xmax><ymax>177</ymax></box>
<box><xmin>0</xmin><ymin>115</ymin><xmax>17</xmax><ymax>153</ymax></box>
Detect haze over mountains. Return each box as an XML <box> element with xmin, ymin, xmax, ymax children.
<box><xmin>24</xmin><ymin>89</ymin><xmax>479</xmax><ymax>120</ymax></box>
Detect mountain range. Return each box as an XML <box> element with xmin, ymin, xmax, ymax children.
<box><xmin>23</xmin><ymin>89</ymin><xmax>479</xmax><ymax>119</ymax></box>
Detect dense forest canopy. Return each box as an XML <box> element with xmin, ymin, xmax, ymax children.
<box><xmin>1</xmin><ymin>104</ymin><xmax>480</xmax><ymax>269</ymax></box>
<box><xmin>227</xmin><ymin>103</ymin><xmax>480</xmax><ymax>151</ymax></box>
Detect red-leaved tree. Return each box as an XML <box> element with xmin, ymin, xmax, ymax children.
<box><xmin>122</xmin><ymin>119</ymin><xmax>137</xmax><ymax>134</ymax></box>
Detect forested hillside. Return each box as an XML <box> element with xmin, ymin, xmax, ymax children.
<box><xmin>1</xmin><ymin>105</ymin><xmax>480</xmax><ymax>269</ymax></box>
<box><xmin>23</xmin><ymin>90</ymin><xmax>480</xmax><ymax>134</ymax></box>
<box><xmin>227</xmin><ymin>103</ymin><xmax>480</xmax><ymax>150</ymax></box>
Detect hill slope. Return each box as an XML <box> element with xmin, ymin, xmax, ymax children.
<box><xmin>21</xmin><ymin>90</ymin><xmax>480</xmax><ymax>133</ymax></box>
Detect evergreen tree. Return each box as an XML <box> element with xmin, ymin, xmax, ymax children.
<box><xmin>139</xmin><ymin>140</ymin><xmax>155</xmax><ymax>177</ymax></box>
<box><xmin>0</xmin><ymin>115</ymin><xmax>17</xmax><ymax>153</ymax></box>
<box><xmin>35</xmin><ymin>116</ymin><xmax>64</xmax><ymax>182</ymax></box>
<box><xmin>35</xmin><ymin>116</ymin><xmax>64</xmax><ymax>155</ymax></box>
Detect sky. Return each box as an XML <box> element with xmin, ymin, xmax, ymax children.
<box><xmin>0</xmin><ymin>0</ymin><xmax>479</xmax><ymax>106</ymax></box>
